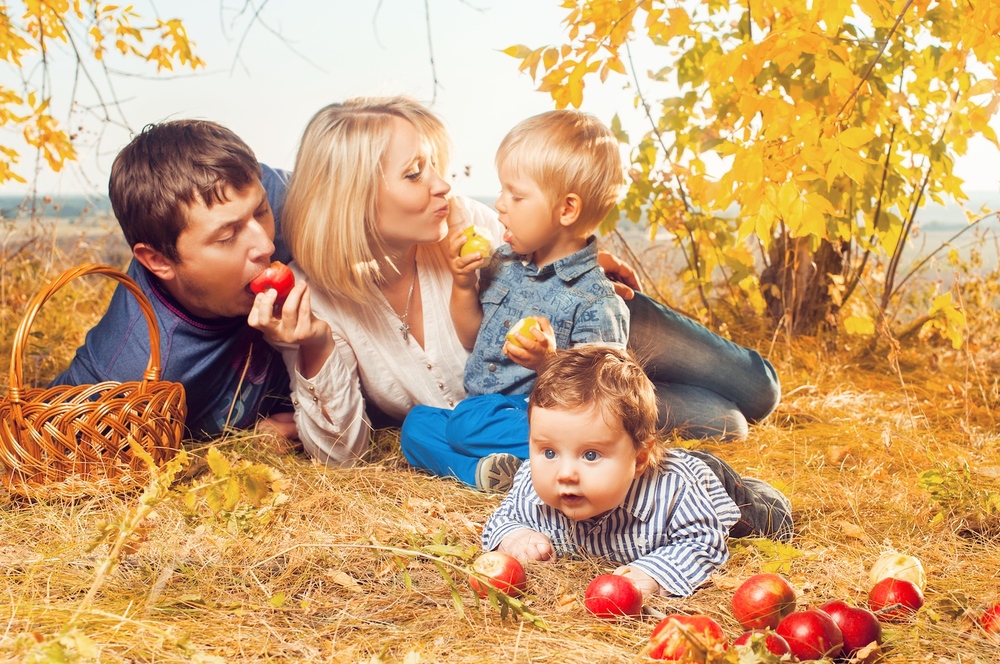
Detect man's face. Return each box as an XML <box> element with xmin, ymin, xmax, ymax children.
<box><xmin>163</xmin><ymin>181</ymin><xmax>276</xmax><ymax>319</ymax></box>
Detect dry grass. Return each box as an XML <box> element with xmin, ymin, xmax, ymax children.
<box><xmin>1</xmin><ymin>226</ymin><xmax>999</xmax><ymax>663</ymax></box>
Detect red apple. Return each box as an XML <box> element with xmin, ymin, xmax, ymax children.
<box><xmin>819</xmin><ymin>600</ymin><xmax>883</xmax><ymax>655</ymax></box>
<box><xmin>649</xmin><ymin>614</ymin><xmax>727</xmax><ymax>660</ymax></box>
<box><xmin>249</xmin><ymin>260</ymin><xmax>295</xmax><ymax>309</ymax></box>
<box><xmin>731</xmin><ymin>572</ymin><xmax>797</xmax><ymax>629</ymax></box>
<box><xmin>732</xmin><ymin>629</ymin><xmax>792</xmax><ymax>655</ymax></box>
<box><xmin>868</xmin><ymin>577</ymin><xmax>924</xmax><ymax>621</ymax></box>
<box><xmin>584</xmin><ymin>574</ymin><xmax>643</xmax><ymax>618</ymax></box>
<box><xmin>979</xmin><ymin>603</ymin><xmax>1000</xmax><ymax>635</ymax></box>
<box><xmin>868</xmin><ymin>551</ymin><xmax>926</xmax><ymax>591</ymax></box>
<box><xmin>468</xmin><ymin>551</ymin><xmax>526</xmax><ymax>598</ymax></box>
<box><xmin>776</xmin><ymin>609</ymin><xmax>844</xmax><ymax>660</ymax></box>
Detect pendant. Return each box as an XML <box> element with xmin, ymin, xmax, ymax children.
<box><xmin>400</xmin><ymin>322</ymin><xmax>410</xmax><ymax>341</ymax></box>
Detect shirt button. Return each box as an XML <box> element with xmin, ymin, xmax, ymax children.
<box><xmin>308</xmin><ymin>385</ymin><xmax>316</xmax><ymax>392</ymax></box>
<box><xmin>426</xmin><ymin>363</ymin><xmax>432</xmax><ymax>370</ymax></box>
<box><xmin>488</xmin><ymin>363</ymin><xmax>496</xmax><ymax>372</ymax></box>
<box><xmin>437</xmin><ymin>382</ymin><xmax>444</xmax><ymax>389</ymax></box>
<box><xmin>447</xmin><ymin>400</ymin><xmax>455</xmax><ymax>407</ymax></box>
<box><xmin>503</xmin><ymin>319</ymin><xmax>511</xmax><ymax>329</ymax></box>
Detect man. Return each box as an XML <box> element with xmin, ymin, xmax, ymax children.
<box><xmin>53</xmin><ymin>120</ymin><xmax>296</xmax><ymax>439</ymax></box>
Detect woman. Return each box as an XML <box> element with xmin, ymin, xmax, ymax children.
<box><xmin>248</xmin><ymin>96</ymin><xmax>780</xmax><ymax>484</ymax></box>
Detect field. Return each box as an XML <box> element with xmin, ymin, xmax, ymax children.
<box><xmin>1</xmin><ymin>221</ymin><xmax>998</xmax><ymax>663</ymax></box>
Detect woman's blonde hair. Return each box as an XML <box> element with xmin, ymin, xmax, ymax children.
<box><xmin>283</xmin><ymin>96</ymin><xmax>451</xmax><ymax>302</ymax></box>
<box><xmin>529</xmin><ymin>345</ymin><xmax>662</xmax><ymax>469</ymax></box>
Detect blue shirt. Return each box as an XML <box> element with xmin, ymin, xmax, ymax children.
<box><xmin>481</xmin><ymin>449</ymin><xmax>741</xmax><ymax>597</ymax></box>
<box><xmin>464</xmin><ymin>238</ymin><xmax>629</xmax><ymax>396</ymax></box>
<box><xmin>50</xmin><ymin>165</ymin><xmax>293</xmax><ymax>438</ymax></box>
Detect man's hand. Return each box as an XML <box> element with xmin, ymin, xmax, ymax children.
<box><xmin>503</xmin><ymin>316</ymin><xmax>556</xmax><ymax>373</ymax></box>
<box><xmin>613</xmin><ymin>565</ymin><xmax>662</xmax><ymax>599</ymax></box>
<box><xmin>498</xmin><ymin>528</ymin><xmax>556</xmax><ymax>562</ymax></box>
<box><xmin>596</xmin><ymin>249</ymin><xmax>641</xmax><ymax>300</ymax></box>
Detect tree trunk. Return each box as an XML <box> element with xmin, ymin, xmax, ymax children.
<box><xmin>760</xmin><ymin>235</ymin><xmax>846</xmax><ymax>335</ymax></box>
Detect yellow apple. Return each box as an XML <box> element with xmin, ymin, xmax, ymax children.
<box><xmin>505</xmin><ymin>316</ymin><xmax>538</xmax><ymax>348</ymax></box>
<box><xmin>460</xmin><ymin>225</ymin><xmax>492</xmax><ymax>258</ymax></box>
<box><xmin>868</xmin><ymin>552</ymin><xmax>926</xmax><ymax>591</ymax></box>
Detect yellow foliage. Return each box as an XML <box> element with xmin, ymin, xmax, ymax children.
<box><xmin>0</xmin><ymin>1</ymin><xmax>205</xmax><ymax>184</ymax></box>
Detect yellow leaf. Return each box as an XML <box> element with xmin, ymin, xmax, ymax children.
<box><xmin>844</xmin><ymin>314</ymin><xmax>875</xmax><ymax>335</ymax></box>
<box><xmin>838</xmin><ymin>127</ymin><xmax>877</xmax><ymax>149</ymax></box>
<box><xmin>501</xmin><ymin>44</ymin><xmax>532</xmax><ymax>59</ymax></box>
<box><xmin>206</xmin><ymin>447</ymin><xmax>230</xmax><ymax>477</ymax></box>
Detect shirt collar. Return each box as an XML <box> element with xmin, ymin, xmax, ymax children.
<box><xmin>498</xmin><ymin>236</ymin><xmax>600</xmax><ymax>283</ymax></box>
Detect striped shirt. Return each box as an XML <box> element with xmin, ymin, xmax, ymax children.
<box><xmin>481</xmin><ymin>449</ymin><xmax>741</xmax><ymax>596</ymax></box>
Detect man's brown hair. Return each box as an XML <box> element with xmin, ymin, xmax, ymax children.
<box><xmin>529</xmin><ymin>345</ymin><xmax>662</xmax><ymax>468</ymax></box>
<box><xmin>109</xmin><ymin>119</ymin><xmax>262</xmax><ymax>262</ymax></box>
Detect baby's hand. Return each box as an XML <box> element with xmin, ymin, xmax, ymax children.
<box><xmin>498</xmin><ymin>528</ymin><xmax>556</xmax><ymax>562</ymax></box>
<box><xmin>613</xmin><ymin>565</ymin><xmax>662</xmax><ymax>599</ymax></box>
<box><xmin>503</xmin><ymin>316</ymin><xmax>556</xmax><ymax>373</ymax></box>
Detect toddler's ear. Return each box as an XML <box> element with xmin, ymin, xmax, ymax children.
<box><xmin>557</xmin><ymin>193</ymin><xmax>582</xmax><ymax>227</ymax></box>
<box><xmin>634</xmin><ymin>438</ymin><xmax>655</xmax><ymax>476</ymax></box>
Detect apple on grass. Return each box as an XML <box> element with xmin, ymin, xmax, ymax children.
<box><xmin>249</xmin><ymin>260</ymin><xmax>295</xmax><ymax>310</ymax></box>
<box><xmin>981</xmin><ymin>603</ymin><xmax>1000</xmax><ymax>635</ymax></box>
<box><xmin>468</xmin><ymin>551</ymin><xmax>526</xmax><ymax>598</ymax></box>
<box><xmin>731</xmin><ymin>572</ymin><xmax>797</xmax><ymax>629</ymax></box>
<box><xmin>775</xmin><ymin>608</ymin><xmax>844</xmax><ymax>661</ymax></box>
<box><xmin>584</xmin><ymin>574</ymin><xmax>643</xmax><ymax>619</ymax></box>
<box><xmin>648</xmin><ymin>614</ymin><xmax>727</xmax><ymax>661</ymax></box>
<box><xmin>732</xmin><ymin>630</ymin><xmax>792</xmax><ymax>656</ymax></box>
<box><xmin>868</xmin><ymin>551</ymin><xmax>927</xmax><ymax>591</ymax></box>
<box><xmin>819</xmin><ymin>600</ymin><xmax>883</xmax><ymax>656</ymax></box>
<box><xmin>868</xmin><ymin>577</ymin><xmax>924</xmax><ymax>621</ymax></box>
<box><xmin>505</xmin><ymin>316</ymin><xmax>539</xmax><ymax>348</ymax></box>
<box><xmin>460</xmin><ymin>225</ymin><xmax>492</xmax><ymax>258</ymax></box>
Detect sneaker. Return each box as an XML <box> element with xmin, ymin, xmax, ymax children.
<box><xmin>475</xmin><ymin>453</ymin><xmax>522</xmax><ymax>493</ymax></box>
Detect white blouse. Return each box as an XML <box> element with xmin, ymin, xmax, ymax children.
<box><xmin>275</xmin><ymin>197</ymin><xmax>502</xmax><ymax>465</ymax></box>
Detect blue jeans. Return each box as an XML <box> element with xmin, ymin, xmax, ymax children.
<box><xmin>400</xmin><ymin>394</ymin><xmax>529</xmax><ymax>486</ymax></box>
<box><xmin>626</xmin><ymin>293</ymin><xmax>780</xmax><ymax>440</ymax></box>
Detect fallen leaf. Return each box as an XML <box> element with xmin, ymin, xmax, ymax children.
<box><xmin>327</xmin><ymin>569</ymin><xmax>363</xmax><ymax>592</ymax></box>
<box><xmin>839</xmin><ymin>520</ymin><xmax>866</xmax><ymax>539</ymax></box>
<box><xmin>556</xmin><ymin>593</ymin><xmax>577</xmax><ymax>612</ymax></box>
<box><xmin>827</xmin><ymin>445</ymin><xmax>854</xmax><ymax>465</ymax></box>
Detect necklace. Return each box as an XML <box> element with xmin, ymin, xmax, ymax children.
<box><xmin>387</xmin><ymin>262</ymin><xmax>418</xmax><ymax>341</ymax></box>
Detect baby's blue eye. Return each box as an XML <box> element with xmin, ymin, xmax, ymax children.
<box><xmin>543</xmin><ymin>449</ymin><xmax>556</xmax><ymax>459</ymax></box>
<box><xmin>583</xmin><ymin>450</ymin><xmax>599</xmax><ymax>461</ymax></box>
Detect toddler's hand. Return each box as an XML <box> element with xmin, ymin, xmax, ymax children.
<box><xmin>445</xmin><ymin>225</ymin><xmax>487</xmax><ymax>289</ymax></box>
<box><xmin>613</xmin><ymin>565</ymin><xmax>662</xmax><ymax>599</ymax></box>
<box><xmin>498</xmin><ymin>528</ymin><xmax>556</xmax><ymax>562</ymax></box>
<box><xmin>503</xmin><ymin>316</ymin><xmax>556</xmax><ymax>373</ymax></box>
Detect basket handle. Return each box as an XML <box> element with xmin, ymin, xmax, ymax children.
<box><xmin>8</xmin><ymin>263</ymin><xmax>164</xmax><ymax>403</ymax></box>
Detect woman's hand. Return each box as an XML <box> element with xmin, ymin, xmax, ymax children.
<box><xmin>613</xmin><ymin>565</ymin><xmax>662</xmax><ymax>599</ymax></box>
<box><xmin>498</xmin><ymin>528</ymin><xmax>556</xmax><ymax>562</ymax></box>
<box><xmin>596</xmin><ymin>249</ymin><xmax>641</xmax><ymax>300</ymax></box>
<box><xmin>248</xmin><ymin>280</ymin><xmax>333</xmax><ymax>379</ymax></box>
<box><xmin>503</xmin><ymin>316</ymin><xmax>556</xmax><ymax>373</ymax></box>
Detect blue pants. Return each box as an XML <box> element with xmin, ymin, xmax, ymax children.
<box><xmin>400</xmin><ymin>394</ymin><xmax>529</xmax><ymax>486</ymax></box>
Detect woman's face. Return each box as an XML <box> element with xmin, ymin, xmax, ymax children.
<box><xmin>375</xmin><ymin>117</ymin><xmax>451</xmax><ymax>249</ymax></box>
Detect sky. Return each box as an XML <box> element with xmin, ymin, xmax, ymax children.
<box><xmin>3</xmin><ymin>0</ymin><xmax>1000</xmax><ymax>200</ymax></box>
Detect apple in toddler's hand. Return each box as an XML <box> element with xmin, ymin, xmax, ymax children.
<box><xmin>468</xmin><ymin>551</ymin><xmax>526</xmax><ymax>598</ymax></box>
<box><xmin>250</xmin><ymin>261</ymin><xmax>295</xmax><ymax>309</ymax></box>
<box><xmin>584</xmin><ymin>574</ymin><xmax>643</xmax><ymax>619</ymax></box>
<box><xmin>868</xmin><ymin>551</ymin><xmax>926</xmax><ymax>591</ymax></box>
<box><xmin>732</xmin><ymin>630</ymin><xmax>792</xmax><ymax>656</ymax></box>
<box><xmin>731</xmin><ymin>572</ymin><xmax>797</xmax><ymax>629</ymax></box>
<box><xmin>775</xmin><ymin>609</ymin><xmax>844</xmax><ymax>661</ymax></box>
<box><xmin>868</xmin><ymin>577</ymin><xmax>924</xmax><ymax>621</ymax></box>
<box><xmin>505</xmin><ymin>316</ymin><xmax>538</xmax><ymax>348</ymax></box>
<box><xmin>648</xmin><ymin>614</ymin><xmax>727</xmax><ymax>660</ymax></box>
<box><xmin>460</xmin><ymin>225</ymin><xmax>492</xmax><ymax>258</ymax></box>
<box><xmin>820</xmin><ymin>600</ymin><xmax>883</xmax><ymax>656</ymax></box>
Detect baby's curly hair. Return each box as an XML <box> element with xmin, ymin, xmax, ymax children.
<box><xmin>529</xmin><ymin>345</ymin><xmax>662</xmax><ymax>467</ymax></box>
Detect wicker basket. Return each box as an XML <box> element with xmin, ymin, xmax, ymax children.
<box><xmin>0</xmin><ymin>263</ymin><xmax>187</xmax><ymax>499</ymax></box>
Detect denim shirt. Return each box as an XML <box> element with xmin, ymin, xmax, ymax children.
<box><xmin>463</xmin><ymin>238</ymin><xmax>629</xmax><ymax>397</ymax></box>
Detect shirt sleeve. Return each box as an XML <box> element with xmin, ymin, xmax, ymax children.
<box><xmin>567</xmin><ymin>293</ymin><xmax>630</xmax><ymax>350</ymax></box>
<box><xmin>627</xmin><ymin>479</ymin><xmax>732</xmax><ymax>597</ymax></box>
<box><xmin>275</xmin><ymin>329</ymin><xmax>371</xmax><ymax>467</ymax></box>
<box><xmin>481</xmin><ymin>462</ymin><xmax>543</xmax><ymax>550</ymax></box>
